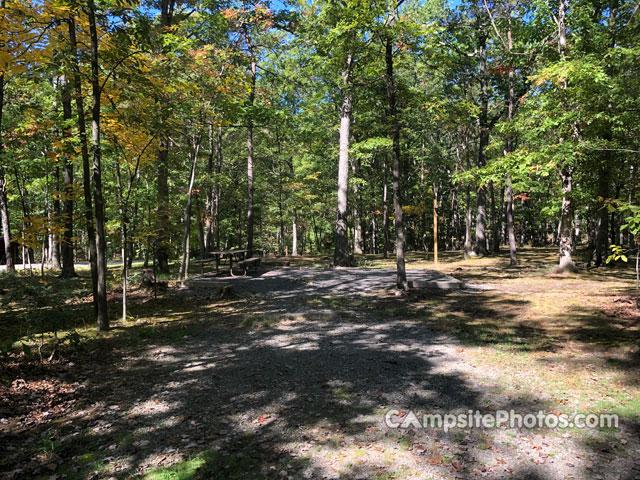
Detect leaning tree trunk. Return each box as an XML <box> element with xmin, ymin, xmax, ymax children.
<box><xmin>178</xmin><ymin>136</ymin><xmax>200</xmax><ymax>280</ymax></box>
<box><xmin>334</xmin><ymin>53</ymin><xmax>353</xmax><ymax>267</ymax></box>
<box><xmin>386</xmin><ymin>36</ymin><xmax>407</xmax><ymax>289</ymax></box>
<box><xmin>88</xmin><ymin>0</ymin><xmax>109</xmax><ymax>330</ymax></box>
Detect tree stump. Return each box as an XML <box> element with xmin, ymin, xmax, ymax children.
<box><xmin>219</xmin><ymin>285</ymin><xmax>235</xmax><ymax>299</ymax></box>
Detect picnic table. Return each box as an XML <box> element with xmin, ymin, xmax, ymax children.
<box><xmin>205</xmin><ymin>249</ymin><xmax>265</xmax><ymax>276</ymax></box>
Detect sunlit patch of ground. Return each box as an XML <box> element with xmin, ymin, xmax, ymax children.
<box><xmin>1</xmin><ymin>247</ymin><xmax>639</xmax><ymax>479</ymax></box>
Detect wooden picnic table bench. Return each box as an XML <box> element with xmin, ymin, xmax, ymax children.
<box><xmin>192</xmin><ymin>257</ymin><xmax>216</xmax><ymax>274</ymax></box>
<box><xmin>236</xmin><ymin>257</ymin><xmax>261</xmax><ymax>275</ymax></box>
<box><xmin>207</xmin><ymin>249</ymin><xmax>256</xmax><ymax>276</ymax></box>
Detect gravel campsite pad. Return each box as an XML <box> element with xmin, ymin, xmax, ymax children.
<box><xmin>2</xmin><ymin>266</ymin><xmax>639</xmax><ymax>479</ymax></box>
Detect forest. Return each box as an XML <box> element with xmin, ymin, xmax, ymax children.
<box><xmin>1</xmin><ymin>0</ymin><xmax>640</xmax><ymax>479</ymax></box>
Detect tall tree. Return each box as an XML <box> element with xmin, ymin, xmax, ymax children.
<box><xmin>0</xmin><ymin>0</ymin><xmax>14</xmax><ymax>271</ymax></box>
<box><xmin>59</xmin><ymin>73</ymin><xmax>76</xmax><ymax>277</ymax></box>
<box><xmin>87</xmin><ymin>0</ymin><xmax>109</xmax><ymax>330</ymax></box>
<box><xmin>384</xmin><ymin>12</ymin><xmax>407</xmax><ymax>289</ymax></box>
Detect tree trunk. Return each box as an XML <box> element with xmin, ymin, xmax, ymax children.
<box><xmin>0</xmin><ymin>181</ymin><xmax>11</xmax><ymax>271</ymax></box>
<box><xmin>68</xmin><ymin>16</ymin><xmax>97</xmax><ymax>301</ymax></box>
<box><xmin>386</xmin><ymin>36</ymin><xmax>407</xmax><ymax>289</ymax></box>
<box><xmin>504</xmin><ymin>0</ymin><xmax>517</xmax><ymax>265</ymax></box>
<box><xmin>474</xmin><ymin>35</ymin><xmax>489</xmax><ymax>256</ymax></box>
<box><xmin>155</xmin><ymin>0</ymin><xmax>175</xmax><ymax>273</ymax></box>
<box><xmin>88</xmin><ymin>0</ymin><xmax>109</xmax><ymax>330</ymax></box>
<box><xmin>115</xmin><ymin>160</ymin><xmax>127</xmax><ymax>322</ymax></box>
<box><xmin>156</xmin><ymin>144</ymin><xmax>170</xmax><ymax>273</ymax></box>
<box><xmin>382</xmin><ymin>156</ymin><xmax>390</xmax><ymax>258</ymax></box>
<box><xmin>289</xmin><ymin>158</ymin><xmax>298</xmax><ymax>257</ymax></box>
<box><xmin>558</xmin><ymin>168</ymin><xmax>575</xmax><ymax>272</ymax></box>
<box><xmin>205</xmin><ymin>124</ymin><xmax>214</xmax><ymax>250</ymax></box>
<box><xmin>463</xmin><ymin>134</ymin><xmax>472</xmax><ymax>259</ymax></box>
<box><xmin>206</xmin><ymin>125</ymin><xmax>222</xmax><ymax>251</ymax></box>
<box><xmin>506</xmin><ymin>175</ymin><xmax>517</xmax><ymax>265</ymax></box>
<box><xmin>334</xmin><ymin>53</ymin><xmax>353</xmax><ymax>267</ymax></box>
<box><xmin>178</xmin><ymin>136</ymin><xmax>200</xmax><ymax>280</ymax></box>
<box><xmin>433</xmin><ymin>188</ymin><xmax>438</xmax><ymax>264</ymax></box>
<box><xmin>0</xmin><ymin>0</ymin><xmax>13</xmax><ymax>271</ymax></box>
<box><xmin>312</xmin><ymin>216</ymin><xmax>320</xmax><ymax>252</ymax></box>
<box><xmin>49</xmin><ymin>166</ymin><xmax>62</xmax><ymax>269</ymax></box>
<box><xmin>351</xmin><ymin>157</ymin><xmax>363</xmax><ymax>255</ymax></box>
<box><xmin>60</xmin><ymin>74</ymin><xmax>76</xmax><ymax>277</ymax></box>
<box><xmin>490</xmin><ymin>181</ymin><xmax>501</xmax><ymax>253</ymax></box>
<box><xmin>291</xmin><ymin>210</ymin><xmax>298</xmax><ymax>256</ymax></box>
<box><xmin>246</xmin><ymin>53</ymin><xmax>257</xmax><ymax>253</ymax></box>
<box><xmin>591</xmin><ymin>166</ymin><xmax>610</xmax><ymax>267</ymax></box>
<box><xmin>129</xmin><ymin>199</ymin><xmax>138</xmax><ymax>268</ymax></box>
<box><xmin>196</xmin><ymin>196</ymin><xmax>206</xmax><ymax>259</ymax></box>
<box><xmin>556</xmin><ymin>0</ymin><xmax>575</xmax><ymax>273</ymax></box>
<box><xmin>13</xmin><ymin>169</ymin><xmax>30</xmax><ymax>269</ymax></box>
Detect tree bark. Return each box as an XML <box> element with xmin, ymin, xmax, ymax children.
<box><xmin>68</xmin><ymin>16</ymin><xmax>97</xmax><ymax>299</ymax></box>
<box><xmin>556</xmin><ymin>0</ymin><xmax>576</xmax><ymax>272</ymax></box>
<box><xmin>591</xmin><ymin>165</ymin><xmax>609</xmax><ymax>267</ymax></box>
<box><xmin>490</xmin><ymin>181</ymin><xmax>500</xmax><ymax>252</ymax></box>
<box><xmin>289</xmin><ymin>158</ymin><xmax>298</xmax><ymax>256</ymax></box>
<box><xmin>463</xmin><ymin>134</ymin><xmax>472</xmax><ymax>259</ymax></box>
<box><xmin>156</xmin><ymin>143</ymin><xmax>170</xmax><ymax>273</ymax></box>
<box><xmin>558</xmin><ymin>168</ymin><xmax>575</xmax><ymax>272</ymax></box>
<box><xmin>386</xmin><ymin>36</ymin><xmax>407</xmax><ymax>289</ymax></box>
<box><xmin>474</xmin><ymin>34</ymin><xmax>489</xmax><ymax>256</ymax></box>
<box><xmin>506</xmin><ymin>175</ymin><xmax>517</xmax><ymax>265</ymax></box>
<box><xmin>505</xmin><ymin>3</ymin><xmax>517</xmax><ymax>265</ymax></box>
<box><xmin>351</xmin><ymin>156</ymin><xmax>363</xmax><ymax>255</ymax></box>
<box><xmin>334</xmin><ymin>53</ymin><xmax>353</xmax><ymax>267</ymax></box>
<box><xmin>246</xmin><ymin>46</ymin><xmax>257</xmax><ymax>254</ymax></box>
<box><xmin>155</xmin><ymin>0</ymin><xmax>175</xmax><ymax>274</ymax></box>
<box><xmin>433</xmin><ymin>188</ymin><xmax>438</xmax><ymax>264</ymax></box>
<box><xmin>291</xmin><ymin>210</ymin><xmax>298</xmax><ymax>256</ymax></box>
<box><xmin>88</xmin><ymin>0</ymin><xmax>109</xmax><ymax>330</ymax></box>
<box><xmin>60</xmin><ymin>74</ymin><xmax>76</xmax><ymax>277</ymax></box>
<box><xmin>115</xmin><ymin>160</ymin><xmax>127</xmax><ymax>322</ymax></box>
<box><xmin>382</xmin><ymin>156</ymin><xmax>390</xmax><ymax>258</ymax></box>
<box><xmin>178</xmin><ymin>136</ymin><xmax>200</xmax><ymax>280</ymax></box>
<box><xmin>0</xmin><ymin>0</ymin><xmax>13</xmax><ymax>271</ymax></box>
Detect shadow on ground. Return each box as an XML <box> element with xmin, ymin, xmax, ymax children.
<box><xmin>2</xmin><ymin>251</ymin><xmax>640</xmax><ymax>479</ymax></box>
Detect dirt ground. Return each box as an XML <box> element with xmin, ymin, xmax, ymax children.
<box><xmin>1</xmin><ymin>249</ymin><xmax>640</xmax><ymax>479</ymax></box>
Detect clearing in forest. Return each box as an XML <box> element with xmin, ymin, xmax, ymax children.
<box><xmin>1</xmin><ymin>248</ymin><xmax>639</xmax><ymax>479</ymax></box>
